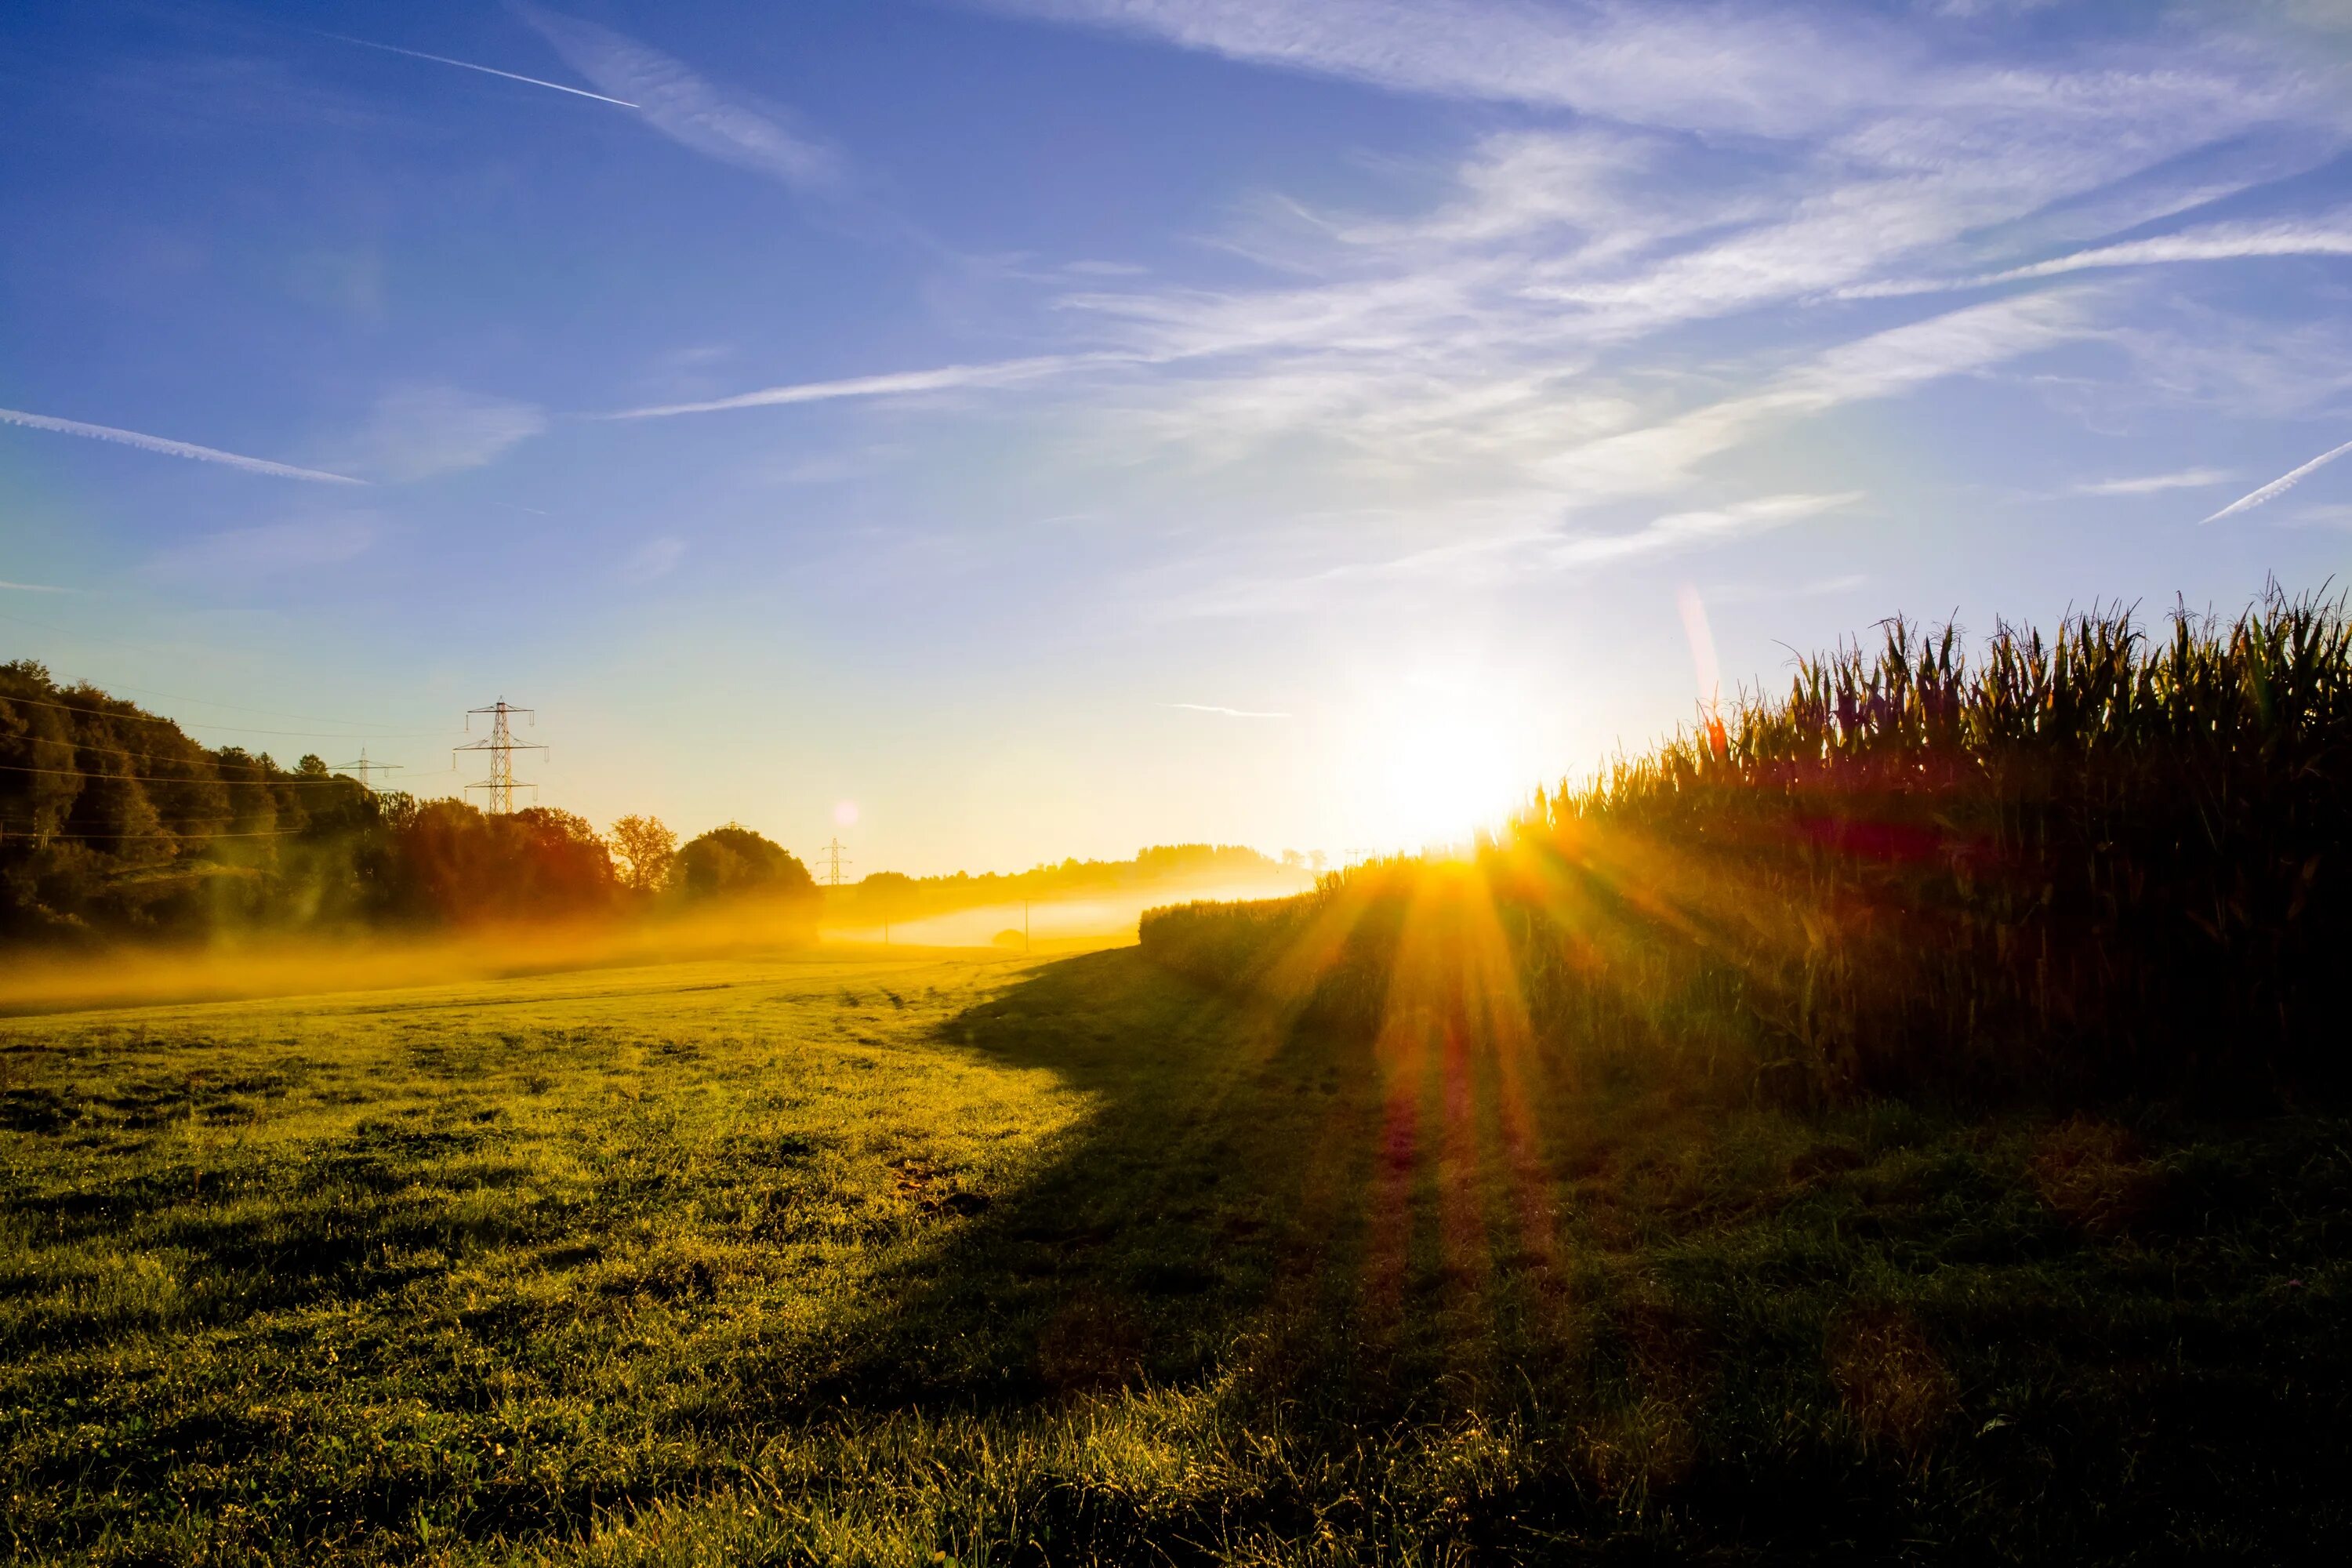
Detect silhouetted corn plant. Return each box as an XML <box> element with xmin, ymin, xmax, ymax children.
<box><xmin>1145</xmin><ymin>587</ymin><xmax>2352</xmax><ymax>1105</ymax></box>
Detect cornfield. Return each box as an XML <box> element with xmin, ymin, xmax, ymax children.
<box><xmin>1144</xmin><ymin>587</ymin><xmax>2352</xmax><ymax>1103</ymax></box>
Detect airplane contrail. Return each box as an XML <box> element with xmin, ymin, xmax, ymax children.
<box><xmin>2202</xmin><ymin>436</ymin><xmax>2352</xmax><ymax>524</ymax></box>
<box><xmin>1166</xmin><ymin>702</ymin><xmax>1292</xmax><ymax>720</ymax></box>
<box><xmin>0</xmin><ymin>407</ymin><xmax>368</xmax><ymax>485</ymax></box>
<box><xmin>608</xmin><ymin>354</ymin><xmax>1131</xmax><ymax>419</ymax></box>
<box><xmin>325</xmin><ymin>34</ymin><xmax>640</xmax><ymax>108</ymax></box>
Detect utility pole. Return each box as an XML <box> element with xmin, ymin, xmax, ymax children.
<box><xmin>456</xmin><ymin>699</ymin><xmax>546</xmax><ymax>814</ymax></box>
<box><xmin>332</xmin><ymin>746</ymin><xmax>402</xmax><ymax>793</ymax></box>
<box><xmin>814</xmin><ymin>836</ymin><xmax>851</xmax><ymax>887</ymax></box>
<box><xmin>1023</xmin><ymin>897</ymin><xmax>1032</xmax><ymax>954</ymax></box>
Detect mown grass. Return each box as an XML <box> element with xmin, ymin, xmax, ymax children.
<box><xmin>4</xmin><ymin>946</ymin><xmax>2348</xmax><ymax>1563</ymax></box>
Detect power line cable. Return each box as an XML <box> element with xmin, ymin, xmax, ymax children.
<box><xmin>0</xmin><ymin>735</ymin><xmax>401</xmax><ymax>769</ymax></box>
<box><xmin>0</xmin><ymin>823</ymin><xmax>314</xmax><ymax>840</ymax></box>
<box><xmin>0</xmin><ymin>735</ymin><xmax>451</xmax><ymax>776</ymax></box>
<box><xmin>93</xmin><ymin>681</ymin><xmax>426</xmax><ymax>728</ymax></box>
<box><xmin>0</xmin><ymin>691</ymin><xmax>454</xmax><ymax>738</ymax></box>
<box><xmin>0</xmin><ymin>760</ymin><xmax>396</xmax><ymax>786</ymax></box>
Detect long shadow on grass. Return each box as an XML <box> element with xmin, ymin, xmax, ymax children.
<box><xmin>802</xmin><ymin>946</ymin><xmax>1583</xmax><ymax>1416</ymax></box>
<box><xmin>786</xmin><ymin>946</ymin><xmax>2352</xmax><ymax>1561</ymax></box>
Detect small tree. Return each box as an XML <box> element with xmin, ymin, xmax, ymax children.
<box><xmin>674</xmin><ymin>824</ymin><xmax>816</xmax><ymax>903</ymax></box>
<box><xmin>608</xmin><ymin>814</ymin><xmax>678</xmax><ymax>895</ymax></box>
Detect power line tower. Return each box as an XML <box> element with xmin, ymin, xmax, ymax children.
<box><xmin>332</xmin><ymin>746</ymin><xmax>402</xmax><ymax>793</ymax></box>
<box><xmin>813</xmin><ymin>836</ymin><xmax>851</xmax><ymax>887</ymax></box>
<box><xmin>456</xmin><ymin>699</ymin><xmax>546</xmax><ymax>814</ymax></box>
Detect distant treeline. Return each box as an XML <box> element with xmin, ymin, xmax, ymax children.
<box><xmin>0</xmin><ymin>661</ymin><xmax>815</xmax><ymax>945</ymax></box>
<box><xmin>1144</xmin><ymin>590</ymin><xmax>2352</xmax><ymax>1105</ymax></box>
<box><xmin>833</xmin><ymin>842</ymin><xmax>1305</xmax><ymax>924</ymax></box>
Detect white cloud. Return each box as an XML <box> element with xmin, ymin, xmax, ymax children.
<box><xmin>2071</xmin><ymin>467</ymin><xmax>2234</xmax><ymax>496</ymax></box>
<box><xmin>346</xmin><ymin>386</ymin><xmax>546</xmax><ymax>481</ymax></box>
<box><xmin>0</xmin><ymin>578</ymin><xmax>71</xmax><ymax>593</ymax></box>
<box><xmin>514</xmin><ymin>4</ymin><xmax>842</xmax><ymax>191</ymax></box>
<box><xmin>0</xmin><ymin>406</ymin><xmax>365</xmax><ymax>485</ymax></box>
<box><xmin>149</xmin><ymin>516</ymin><xmax>377</xmax><ymax>578</ymax></box>
<box><xmin>620</xmin><ymin>535</ymin><xmax>687</xmax><ymax>581</ymax></box>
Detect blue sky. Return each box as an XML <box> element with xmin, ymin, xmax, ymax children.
<box><xmin>4</xmin><ymin>0</ymin><xmax>2351</xmax><ymax>872</ymax></box>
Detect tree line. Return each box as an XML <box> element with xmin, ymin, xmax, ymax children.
<box><xmin>0</xmin><ymin>661</ymin><xmax>814</xmax><ymax>945</ymax></box>
<box><xmin>838</xmin><ymin>841</ymin><xmax>1305</xmax><ymax>926</ymax></box>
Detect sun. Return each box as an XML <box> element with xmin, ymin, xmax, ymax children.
<box><xmin>1337</xmin><ymin>659</ymin><xmax>1529</xmax><ymax>852</ymax></box>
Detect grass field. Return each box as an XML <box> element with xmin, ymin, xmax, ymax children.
<box><xmin>4</xmin><ymin>942</ymin><xmax>2350</xmax><ymax>1563</ymax></box>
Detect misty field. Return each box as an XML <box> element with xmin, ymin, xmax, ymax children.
<box><xmin>2</xmin><ymin>946</ymin><xmax>2347</xmax><ymax>1564</ymax></box>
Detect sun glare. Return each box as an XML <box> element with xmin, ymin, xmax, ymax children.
<box><xmin>1338</xmin><ymin>661</ymin><xmax>1528</xmax><ymax>852</ymax></box>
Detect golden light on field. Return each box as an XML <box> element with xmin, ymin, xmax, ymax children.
<box><xmin>1336</xmin><ymin>658</ymin><xmax>1530</xmax><ymax>852</ymax></box>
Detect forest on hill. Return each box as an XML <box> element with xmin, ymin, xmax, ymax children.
<box><xmin>0</xmin><ymin>661</ymin><xmax>815</xmax><ymax>944</ymax></box>
<box><xmin>833</xmin><ymin>841</ymin><xmax>1308</xmax><ymax>927</ymax></box>
<box><xmin>1</xmin><ymin>660</ymin><xmax>1300</xmax><ymax>949</ymax></box>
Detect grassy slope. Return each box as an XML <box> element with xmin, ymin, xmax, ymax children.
<box><xmin>2</xmin><ymin>949</ymin><xmax>2348</xmax><ymax>1563</ymax></box>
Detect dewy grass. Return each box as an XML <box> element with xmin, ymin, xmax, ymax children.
<box><xmin>4</xmin><ymin>946</ymin><xmax>2350</xmax><ymax>1563</ymax></box>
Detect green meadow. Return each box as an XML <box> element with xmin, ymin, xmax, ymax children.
<box><xmin>4</xmin><ymin>944</ymin><xmax>2347</xmax><ymax>1564</ymax></box>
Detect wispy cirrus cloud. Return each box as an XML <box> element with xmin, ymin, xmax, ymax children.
<box><xmin>2204</xmin><ymin>436</ymin><xmax>2352</xmax><ymax>524</ymax></box>
<box><xmin>0</xmin><ymin>406</ymin><xmax>365</xmax><ymax>485</ymax></box>
<box><xmin>620</xmin><ymin>535</ymin><xmax>688</xmax><ymax>582</ymax></box>
<box><xmin>340</xmin><ymin>386</ymin><xmax>547</xmax><ymax>481</ymax></box>
<box><xmin>148</xmin><ymin>516</ymin><xmax>378</xmax><ymax>579</ymax></box>
<box><xmin>2071</xmin><ymin>468</ymin><xmax>2234</xmax><ymax>497</ymax></box>
<box><xmin>1530</xmin><ymin>292</ymin><xmax>2088</xmax><ymax>500</ymax></box>
<box><xmin>0</xmin><ymin>578</ymin><xmax>71</xmax><ymax>593</ymax></box>
<box><xmin>972</xmin><ymin>0</ymin><xmax>1903</xmax><ymax>136</ymax></box>
<box><xmin>1840</xmin><ymin>219</ymin><xmax>2352</xmax><ymax>300</ymax></box>
<box><xmin>513</xmin><ymin>4</ymin><xmax>843</xmax><ymax>191</ymax></box>
<box><xmin>602</xmin><ymin>0</ymin><xmax>2349</xmax><ymax>626</ymax></box>
<box><xmin>1173</xmin><ymin>489</ymin><xmax>1865</xmax><ymax>617</ymax></box>
<box><xmin>1547</xmin><ymin>492</ymin><xmax>1866</xmax><ymax>569</ymax></box>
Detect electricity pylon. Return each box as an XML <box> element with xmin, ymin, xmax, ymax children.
<box><xmin>456</xmin><ymin>699</ymin><xmax>546</xmax><ymax>814</ymax></box>
<box><xmin>814</xmin><ymin>836</ymin><xmax>851</xmax><ymax>887</ymax></box>
<box><xmin>332</xmin><ymin>746</ymin><xmax>401</xmax><ymax>793</ymax></box>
